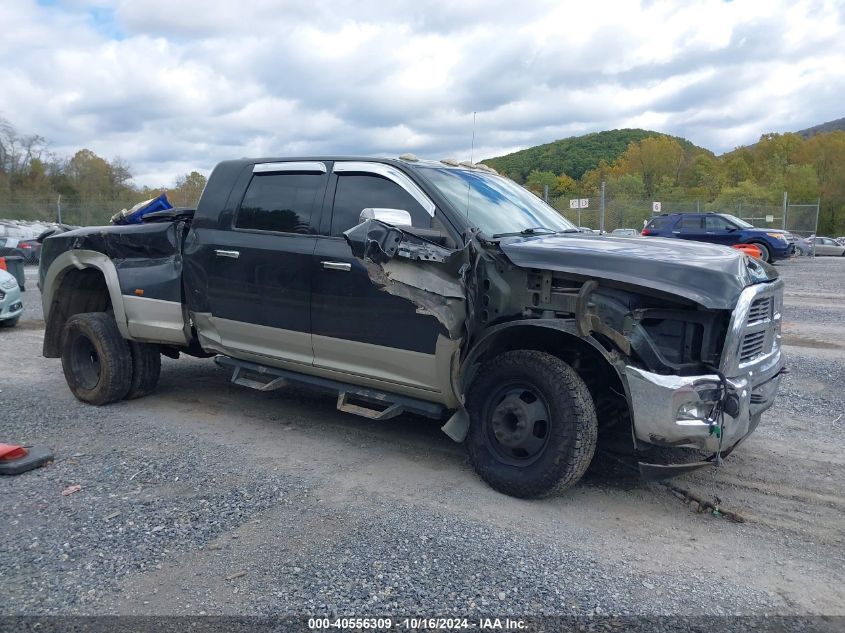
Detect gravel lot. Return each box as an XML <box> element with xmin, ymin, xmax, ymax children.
<box><xmin>1</xmin><ymin>259</ymin><xmax>844</xmax><ymax>620</ymax></box>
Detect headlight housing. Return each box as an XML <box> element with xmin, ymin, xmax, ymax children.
<box><xmin>766</xmin><ymin>232</ymin><xmax>788</xmax><ymax>243</ymax></box>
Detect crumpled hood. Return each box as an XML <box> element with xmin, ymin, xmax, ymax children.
<box><xmin>499</xmin><ymin>234</ymin><xmax>777</xmax><ymax>309</ymax></box>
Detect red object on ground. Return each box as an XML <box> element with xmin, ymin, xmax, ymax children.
<box><xmin>0</xmin><ymin>443</ymin><xmax>29</xmax><ymax>460</ymax></box>
<box><xmin>732</xmin><ymin>244</ymin><xmax>762</xmax><ymax>259</ymax></box>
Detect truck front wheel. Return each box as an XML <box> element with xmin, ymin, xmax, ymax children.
<box><xmin>466</xmin><ymin>350</ymin><xmax>598</xmax><ymax>498</ymax></box>
<box><xmin>61</xmin><ymin>313</ymin><xmax>132</xmax><ymax>405</ymax></box>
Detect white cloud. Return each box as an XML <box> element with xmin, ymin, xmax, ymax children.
<box><xmin>0</xmin><ymin>0</ymin><xmax>842</xmax><ymax>186</ymax></box>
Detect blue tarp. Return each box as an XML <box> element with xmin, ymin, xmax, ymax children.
<box><xmin>111</xmin><ymin>193</ymin><xmax>173</xmax><ymax>225</ymax></box>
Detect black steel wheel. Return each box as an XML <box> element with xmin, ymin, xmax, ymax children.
<box><xmin>483</xmin><ymin>382</ymin><xmax>552</xmax><ymax>466</ymax></box>
<box><xmin>466</xmin><ymin>350</ymin><xmax>598</xmax><ymax>498</ymax></box>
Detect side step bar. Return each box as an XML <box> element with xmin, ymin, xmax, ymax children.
<box><xmin>215</xmin><ymin>355</ymin><xmax>445</xmax><ymax>421</ymax></box>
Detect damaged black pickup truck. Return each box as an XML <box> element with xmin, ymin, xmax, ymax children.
<box><xmin>39</xmin><ymin>156</ymin><xmax>785</xmax><ymax>497</ymax></box>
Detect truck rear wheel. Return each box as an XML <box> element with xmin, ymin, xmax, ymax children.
<box><xmin>126</xmin><ymin>342</ymin><xmax>161</xmax><ymax>400</ymax></box>
<box><xmin>61</xmin><ymin>312</ymin><xmax>132</xmax><ymax>406</ymax></box>
<box><xmin>466</xmin><ymin>350</ymin><xmax>598</xmax><ymax>498</ymax></box>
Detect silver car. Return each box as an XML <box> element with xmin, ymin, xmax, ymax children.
<box><xmin>0</xmin><ymin>268</ymin><xmax>23</xmax><ymax>327</ymax></box>
<box><xmin>801</xmin><ymin>236</ymin><xmax>845</xmax><ymax>257</ymax></box>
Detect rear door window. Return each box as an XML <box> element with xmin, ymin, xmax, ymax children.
<box><xmin>679</xmin><ymin>215</ymin><xmax>703</xmax><ymax>229</ymax></box>
<box><xmin>235</xmin><ymin>173</ymin><xmax>325</xmax><ymax>234</ymax></box>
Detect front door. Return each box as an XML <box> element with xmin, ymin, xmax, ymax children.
<box><xmin>311</xmin><ymin>163</ymin><xmax>451</xmax><ymax>392</ymax></box>
<box><xmin>199</xmin><ymin>162</ymin><xmax>328</xmax><ymax>366</ymax></box>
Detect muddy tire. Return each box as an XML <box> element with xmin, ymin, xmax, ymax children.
<box><xmin>466</xmin><ymin>350</ymin><xmax>598</xmax><ymax>498</ymax></box>
<box><xmin>61</xmin><ymin>312</ymin><xmax>132</xmax><ymax>405</ymax></box>
<box><xmin>126</xmin><ymin>342</ymin><xmax>161</xmax><ymax>400</ymax></box>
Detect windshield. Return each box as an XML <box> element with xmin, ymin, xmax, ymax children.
<box><xmin>720</xmin><ymin>214</ymin><xmax>754</xmax><ymax>228</ymax></box>
<box><xmin>417</xmin><ymin>167</ymin><xmax>576</xmax><ymax>236</ymax></box>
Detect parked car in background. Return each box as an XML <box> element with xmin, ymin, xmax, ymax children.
<box><xmin>781</xmin><ymin>231</ymin><xmax>798</xmax><ymax>255</ymax></box>
<box><xmin>798</xmin><ymin>236</ymin><xmax>845</xmax><ymax>257</ymax></box>
<box><xmin>610</xmin><ymin>228</ymin><xmax>639</xmax><ymax>237</ymax></box>
<box><xmin>0</xmin><ymin>268</ymin><xmax>23</xmax><ymax>327</ymax></box>
<box><xmin>16</xmin><ymin>239</ymin><xmax>42</xmax><ymax>263</ymax></box>
<box><xmin>641</xmin><ymin>212</ymin><xmax>791</xmax><ymax>263</ymax></box>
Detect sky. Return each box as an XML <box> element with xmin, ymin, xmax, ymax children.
<box><xmin>1</xmin><ymin>0</ymin><xmax>843</xmax><ymax>187</ymax></box>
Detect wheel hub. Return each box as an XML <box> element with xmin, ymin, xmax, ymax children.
<box><xmin>485</xmin><ymin>385</ymin><xmax>551</xmax><ymax>464</ymax></box>
<box><xmin>491</xmin><ymin>396</ymin><xmax>532</xmax><ymax>447</ymax></box>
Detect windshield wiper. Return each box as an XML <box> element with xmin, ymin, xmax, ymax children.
<box><xmin>491</xmin><ymin>227</ymin><xmax>559</xmax><ymax>238</ymax></box>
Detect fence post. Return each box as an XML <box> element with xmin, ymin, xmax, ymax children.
<box><xmin>57</xmin><ymin>194</ymin><xmax>62</xmax><ymax>224</ymax></box>
<box><xmin>782</xmin><ymin>191</ymin><xmax>788</xmax><ymax>230</ymax></box>
<box><xmin>543</xmin><ymin>185</ymin><xmax>549</xmax><ymax>203</ymax></box>
<box><xmin>811</xmin><ymin>197</ymin><xmax>821</xmax><ymax>257</ymax></box>
<box><xmin>599</xmin><ymin>181</ymin><xmax>605</xmax><ymax>234</ymax></box>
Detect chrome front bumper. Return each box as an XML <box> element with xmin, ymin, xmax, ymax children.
<box><xmin>625</xmin><ymin>279</ymin><xmax>785</xmax><ymax>454</ymax></box>
<box><xmin>625</xmin><ymin>350</ymin><xmax>784</xmax><ymax>452</ymax></box>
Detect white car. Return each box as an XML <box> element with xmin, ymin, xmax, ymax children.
<box><xmin>0</xmin><ymin>268</ymin><xmax>23</xmax><ymax>327</ymax></box>
<box><xmin>611</xmin><ymin>228</ymin><xmax>639</xmax><ymax>237</ymax></box>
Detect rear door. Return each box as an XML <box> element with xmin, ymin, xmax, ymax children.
<box><xmin>199</xmin><ymin>161</ymin><xmax>329</xmax><ymax>365</ymax></box>
<box><xmin>310</xmin><ymin>162</ymin><xmax>450</xmax><ymax>392</ymax></box>
<box><xmin>672</xmin><ymin>214</ymin><xmax>707</xmax><ymax>241</ymax></box>
<box><xmin>703</xmin><ymin>214</ymin><xmax>740</xmax><ymax>246</ymax></box>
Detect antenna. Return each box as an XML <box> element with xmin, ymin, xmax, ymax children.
<box><xmin>466</xmin><ymin>111</ymin><xmax>476</xmax><ymax>218</ymax></box>
<box><xmin>469</xmin><ymin>111</ymin><xmax>477</xmax><ymax>164</ymax></box>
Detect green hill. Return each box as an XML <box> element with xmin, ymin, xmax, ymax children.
<box><xmin>795</xmin><ymin>117</ymin><xmax>845</xmax><ymax>138</ymax></box>
<box><xmin>481</xmin><ymin>128</ymin><xmax>706</xmax><ymax>182</ymax></box>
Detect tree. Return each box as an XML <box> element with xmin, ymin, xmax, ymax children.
<box><xmin>615</xmin><ymin>135</ymin><xmax>685</xmax><ymax>198</ymax></box>
<box><xmin>553</xmin><ymin>173</ymin><xmax>578</xmax><ymax>197</ymax></box>
<box><xmin>525</xmin><ymin>170</ymin><xmax>557</xmax><ymax>196</ymax></box>
<box><xmin>169</xmin><ymin>171</ymin><xmax>208</xmax><ymax>206</ymax></box>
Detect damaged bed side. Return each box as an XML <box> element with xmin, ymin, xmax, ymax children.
<box><xmin>40</xmin><ymin>220</ymin><xmax>191</xmax><ymax>357</ymax></box>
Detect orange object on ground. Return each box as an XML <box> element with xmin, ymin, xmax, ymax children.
<box><xmin>0</xmin><ymin>256</ymin><xmax>6</xmax><ymax>271</ymax></box>
<box><xmin>0</xmin><ymin>443</ymin><xmax>29</xmax><ymax>460</ymax></box>
<box><xmin>732</xmin><ymin>244</ymin><xmax>762</xmax><ymax>259</ymax></box>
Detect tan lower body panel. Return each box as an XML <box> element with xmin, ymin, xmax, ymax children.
<box><xmin>191</xmin><ymin>312</ymin><xmax>459</xmax><ymax>407</ymax></box>
<box><xmin>123</xmin><ymin>296</ymin><xmax>188</xmax><ymax>345</ymax></box>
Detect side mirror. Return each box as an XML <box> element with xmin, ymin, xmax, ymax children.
<box><xmin>726</xmin><ymin>226</ymin><xmax>738</xmax><ymax>232</ymax></box>
<box><xmin>359</xmin><ymin>208</ymin><xmax>413</xmax><ymax>228</ymax></box>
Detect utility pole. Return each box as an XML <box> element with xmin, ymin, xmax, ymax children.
<box><xmin>57</xmin><ymin>194</ymin><xmax>62</xmax><ymax>224</ymax></box>
<box><xmin>811</xmin><ymin>197</ymin><xmax>821</xmax><ymax>257</ymax></box>
<box><xmin>599</xmin><ymin>181</ymin><xmax>606</xmax><ymax>234</ymax></box>
<box><xmin>543</xmin><ymin>185</ymin><xmax>549</xmax><ymax>203</ymax></box>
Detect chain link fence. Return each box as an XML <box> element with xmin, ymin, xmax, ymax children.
<box><xmin>549</xmin><ymin>192</ymin><xmax>820</xmax><ymax>239</ymax></box>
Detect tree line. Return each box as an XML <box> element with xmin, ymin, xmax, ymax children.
<box><xmin>498</xmin><ymin>131</ymin><xmax>845</xmax><ymax>236</ymax></box>
<box><xmin>0</xmin><ymin>116</ymin><xmax>207</xmax><ymax>226</ymax></box>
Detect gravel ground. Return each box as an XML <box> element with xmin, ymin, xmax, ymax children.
<box><xmin>1</xmin><ymin>260</ymin><xmax>844</xmax><ymax>622</ymax></box>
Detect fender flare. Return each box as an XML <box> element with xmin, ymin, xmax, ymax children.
<box><xmin>42</xmin><ymin>249</ymin><xmax>131</xmax><ymax>339</ymax></box>
<box><xmin>440</xmin><ymin>319</ymin><xmax>629</xmax><ymax>443</ymax></box>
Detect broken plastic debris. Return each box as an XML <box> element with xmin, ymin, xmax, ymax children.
<box><xmin>61</xmin><ymin>484</ymin><xmax>82</xmax><ymax>496</ymax></box>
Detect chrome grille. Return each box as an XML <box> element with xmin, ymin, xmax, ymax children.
<box><xmin>0</xmin><ymin>290</ymin><xmax>5</xmax><ymax>300</ymax></box>
<box><xmin>747</xmin><ymin>297</ymin><xmax>772</xmax><ymax>324</ymax></box>
<box><xmin>721</xmin><ymin>280</ymin><xmax>783</xmax><ymax>376</ymax></box>
<box><xmin>740</xmin><ymin>330</ymin><xmax>767</xmax><ymax>362</ymax></box>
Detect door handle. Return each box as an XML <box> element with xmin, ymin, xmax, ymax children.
<box><xmin>321</xmin><ymin>261</ymin><xmax>352</xmax><ymax>272</ymax></box>
<box><xmin>215</xmin><ymin>249</ymin><xmax>240</xmax><ymax>259</ymax></box>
